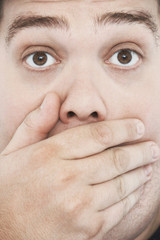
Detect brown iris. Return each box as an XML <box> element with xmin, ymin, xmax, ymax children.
<box><xmin>33</xmin><ymin>52</ymin><xmax>47</xmax><ymax>66</ymax></box>
<box><xmin>118</xmin><ymin>50</ymin><xmax>132</xmax><ymax>64</ymax></box>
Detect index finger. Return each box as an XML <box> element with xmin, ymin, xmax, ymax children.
<box><xmin>45</xmin><ymin>119</ymin><xmax>144</xmax><ymax>159</ymax></box>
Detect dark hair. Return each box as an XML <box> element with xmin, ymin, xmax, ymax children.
<box><xmin>0</xmin><ymin>0</ymin><xmax>3</xmax><ymax>20</ymax></box>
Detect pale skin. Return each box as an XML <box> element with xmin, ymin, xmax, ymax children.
<box><xmin>0</xmin><ymin>0</ymin><xmax>160</xmax><ymax>239</ymax></box>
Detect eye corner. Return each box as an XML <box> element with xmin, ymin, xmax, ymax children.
<box><xmin>105</xmin><ymin>48</ymin><xmax>142</xmax><ymax>70</ymax></box>
<box><xmin>22</xmin><ymin>51</ymin><xmax>61</xmax><ymax>72</ymax></box>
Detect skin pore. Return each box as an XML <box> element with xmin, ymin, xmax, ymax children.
<box><xmin>0</xmin><ymin>0</ymin><xmax>160</xmax><ymax>240</ymax></box>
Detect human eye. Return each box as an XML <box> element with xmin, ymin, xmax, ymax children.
<box><xmin>24</xmin><ymin>51</ymin><xmax>59</xmax><ymax>70</ymax></box>
<box><xmin>107</xmin><ymin>48</ymin><xmax>142</xmax><ymax>69</ymax></box>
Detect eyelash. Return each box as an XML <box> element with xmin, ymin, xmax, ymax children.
<box><xmin>22</xmin><ymin>46</ymin><xmax>143</xmax><ymax>73</ymax></box>
<box><xmin>22</xmin><ymin>48</ymin><xmax>61</xmax><ymax>72</ymax></box>
<box><xmin>106</xmin><ymin>48</ymin><xmax>142</xmax><ymax>70</ymax></box>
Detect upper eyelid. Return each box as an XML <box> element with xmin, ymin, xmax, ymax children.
<box><xmin>109</xmin><ymin>48</ymin><xmax>143</xmax><ymax>61</ymax></box>
<box><xmin>22</xmin><ymin>45</ymin><xmax>142</xmax><ymax>58</ymax></box>
<box><xmin>23</xmin><ymin>51</ymin><xmax>61</xmax><ymax>72</ymax></box>
<box><xmin>21</xmin><ymin>42</ymin><xmax>144</xmax><ymax>72</ymax></box>
<box><xmin>24</xmin><ymin>51</ymin><xmax>54</xmax><ymax>61</ymax></box>
<box><xmin>105</xmin><ymin>48</ymin><xmax>142</xmax><ymax>65</ymax></box>
<box><xmin>26</xmin><ymin>52</ymin><xmax>54</xmax><ymax>62</ymax></box>
<box><xmin>104</xmin><ymin>49</ymin><xmax>143</xmax><ymax>71</ymax></box>
<box><xmin>20</xmin><ymin>40</ymin><xmax>144</xmax><ymax>58</ymax></box>
<box><xmin>112</xmin><ymin>49</ymin><xmax>142</xmax><ymax>59</ymax></box>
<box><xmin>21</xmin><ymin>46</ymin><xmax>60</xmax><ymax>60</ymax></box>
<box><xmin>103</xmin><ymin>41</ymin><xmax>144</xmax><ymax>59</ymax></box>
<box><xmin>105</xmin><ymin>50</ymin><xmax>142</xmax><ymax>71</ymax></box>
<box><xmin>109</xmin><ymin>50</ymin><xmax>140</xmax><ymax>62</ymax></box>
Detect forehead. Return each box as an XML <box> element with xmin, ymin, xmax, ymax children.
<box><xmin>3</xmin><ymin>0</ymin><xmax>158</xmax><ymax>35</ymax></box>
<box><xmin>3</xmin><ymin>0</ymin><xmax>158</xmax><ymax>42</ymax></box>
<box><xmin>4</xmin><ymin>0</ymin><xmax>158</xmax><ymax>12</ymax></box>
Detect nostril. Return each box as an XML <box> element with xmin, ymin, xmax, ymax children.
<box><xmin>67</xmin><ymin>111</ymin><xmax>75</xmax><ymax>118</ymax></box>
<box><xmin>66</xmin><ymin>111</ymin><xmax>99</xmax><ymax>120</ymax></box>
<box><xmin>91</xmin><ymin>112</ymin><xmax>98</xmax><ymax>118</ymax></box>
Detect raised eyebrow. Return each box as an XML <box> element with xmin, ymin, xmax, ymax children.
<box><xmin>6</xmin><ymin>10</ymin><xmax>159</xmax><ymax>45</ymax></box>
<box><xmin>95</xmin><ymin>10</ymin><xmax>158</xmax><ymax>35</ymax></box>
<box><xmin>6</xmin><ymin>15</ymin><xmax>69</xmax><ymax>44</ymax></box>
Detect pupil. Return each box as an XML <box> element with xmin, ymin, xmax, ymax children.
<box><xmin>118</xmin><ymin>50</ymin><xmax>132</xmax><ymax>64</ymax></box>
<box><xmin>33</xmin><ymin>52</ymin><xmax>47</xmax><ymax>66</ymax></box>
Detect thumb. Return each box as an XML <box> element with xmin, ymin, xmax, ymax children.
<box><xmin>2</xmin><ymin>92</ymin><xmax>60</xmax><ymax>155</ymax></box>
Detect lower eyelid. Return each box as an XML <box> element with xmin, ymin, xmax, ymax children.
<box><xmin>106</xmin><ymin>50</ymin><xmax>141</xmax><ymax>68</ymax></box>
<box><xmin>23</xmin><ymin>61</ymin><xmax>59</xmax><ymax>73</ymax></box>
<box><xmin>105</xmin><ymin>60</ymin><xmax>142</xmax><ymax>72</ymax></box>
<box><xmin>24</xmin><ymin>52</ymin><xmax>58</xmax><ymax>69</ymax></box>
<box><xmin>22</xmin><ymin>47</ymin><xmax>143</xmax><ymax>72</ymax></box>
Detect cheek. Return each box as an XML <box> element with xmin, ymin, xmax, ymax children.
<box><xmin>0</xmin><ymin>83</ymin><xmax>42</xmax><ymax>150</ymax></box>
<box><xmin>107</xmin><ymin>84</ymin><xmax>160</xmax><ymax>144</ymax></box>
<box><xmin>144</xmin><ymin>101</ymin><xmax>160</xmax><ymax>145</ymax></box>
<box><xmin>133</xmin><ymin>86</ymin><xmax>160</xmax><ymax>144</ymax></box>
<box><xmin>0</xmin><ymin>97</ymin><xmax>29</xmax><ymax>150</ymax></box>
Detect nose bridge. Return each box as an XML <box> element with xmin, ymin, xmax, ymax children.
<box><xmin>59</xmin><ymin>71</ymin><xmax>107</xmax><ymax>123</ymax></box>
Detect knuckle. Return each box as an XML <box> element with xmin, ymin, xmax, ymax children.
<box><xmin>115</xmin><ymin>175</ymin><xmax>126</xmax><ymax>200</ymax></box>
<box><xmin>134</xmin><ymin>188</ymin><xmax>142</xmax><ymax>202</ymax></box>
<box><xmin>65</xmin><ymin>200</ymin><xmax>82</xmax><ymax>217</ymax></box>
<box><xmin>23</xmin><ymin>114</ymin><xmax>34</xmax><ymax>130</ymax></box>
<box><xmin>82</xmin><ymin>219</ymin><xmax>104</xmax><ymax>239</ymax></box>
<box><xmin>137</xmin><ymin>168</ymin><xmax>144</xmax><ymax>183</ymax></box>
<box><xmin>112</xmin><ymin>148</ymin><xmax>129</xmax><ymax>174</ymax></box>
<box><xmin>30</xmin><ymin>143</ymin><xmax>55</xmax><ymax>168</ymax></box>
<box><xmin>63</xmin><ymin>192</ymin><xmax>91</xmax><ymax>218</ymax></box>
<box><xmin>144</xmin><ymin>141</ymin><xmax>154</xmax><ymax>161</ymax></box>
<box><xmin>59</xmin><ymin>166</ymin><xmax>78</xmax><ymax>185</ymax></box>
<box><xmin>121</xmin><ymin>190</ymin><xmax>139</xmax><ymax>217</ymax></box>
<box><xmin>121</xmin><ymin>196</ymin><xmax>130</xmax><ymax>217</ymax></box>
<box><xmin>90</xmin><ymin>123</ymin><xmax>113</xmax><ymax>147</ymax></box>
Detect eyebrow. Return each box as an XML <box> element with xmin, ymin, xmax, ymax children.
<box><xmin>6</xmin><ymin>15</ymin><xmax>69</xmax><ymax>43</ymax></box>
<box><xmin>6</xmin><ymin>10</ymin><xmax>158</xmax><ymax>44</ymax></box>
<box><xmin>96</xmin><ymin>10</ymin><xmax>158</xmax><ymax>34</ymax></box>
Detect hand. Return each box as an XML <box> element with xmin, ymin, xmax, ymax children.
<box><xmin>0</xmin><ymin>93</ymin><xmax>159</xmax><ymax>240</ymax></box>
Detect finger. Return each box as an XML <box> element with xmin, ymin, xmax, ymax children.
<box><xmin>2</xmin><ymin>92</ymin><xmax>60</xmax><ymax>155</ymax></box>
<box><xmin>100</xmin><ymin>187</ymin><xmax>143</xmax><ymax>233</ymax></box>
<box><xmin>78</xmin><ymin>141</ymin><xmax>160</xmax><ymax>184</ymax></box>
<box><xmin>49</xmin><ymin>119</ymin><xmax>145</xmax><ymax>159</ymax></box>
<box><xmin>92</xmin><ymin>164</ymin><xmax>152</xmax><ymax>211</ymax></box>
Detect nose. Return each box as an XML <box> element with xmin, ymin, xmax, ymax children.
<box><xmin>59</xmin><ymin>83</ymin><xmax>107</xmax><ymax>124</ymax></box>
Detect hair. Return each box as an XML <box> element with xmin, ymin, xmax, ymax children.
<box><xmin>0</xmin><ymin>1</ymin><xmax>4</xmax><ymax>21</ymax></box>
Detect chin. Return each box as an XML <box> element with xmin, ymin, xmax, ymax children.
<box><xmin>103</xmin><ymin>161</ymin><xmax>160</xmax><ymax>240</ymax></box>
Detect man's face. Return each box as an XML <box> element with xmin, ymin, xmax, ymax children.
<box><xmin>1</xmin><ymin>0</ymin><xmax>160</xmax><ymax>239</ymax></box>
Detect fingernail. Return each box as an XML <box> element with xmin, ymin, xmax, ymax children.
<box><xmin>136</xmin><ymin>121</ymin><xmax>145</xmax><ymax>136</ymax></box>
<box><xmin>151</xmin><ymin>144</ymin><xmax>160</xmax><ymax>161</ymax></box>
<box><xmin>144</xmin><ymin>164</ymin><xmax>152</xmax><ymax>178</ymax></box>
